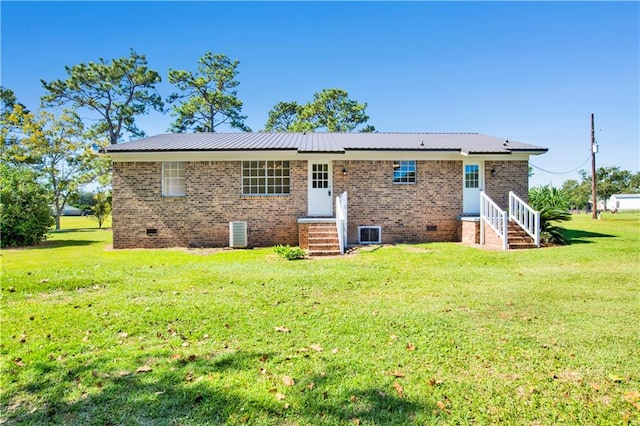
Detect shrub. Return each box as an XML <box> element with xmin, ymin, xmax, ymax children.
<box><xmin>0</xmin><ymin>164</ymin><xmax>54</xmax><ymax>247</ymax></box>
<box><xmin>528</xmin><ymin>185</ymin><xmax>572</xmax><ymax>245</ymax></box>
<box><xmin>274</xmin><ymin>244</ymin><xmax>306</xmax><ymax>260</ymax></box>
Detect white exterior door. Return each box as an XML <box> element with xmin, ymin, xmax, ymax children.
<box><xmin>463</xmin><ymin>162</ymin><xmax>482</xmax><ymax>214</ymax></box>
<box><xmin>308</xmin><ymin>162</ymin><xmax>333</xmax><ymax>216</ymax></box>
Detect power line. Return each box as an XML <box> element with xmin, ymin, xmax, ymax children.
<box><xmin>529</xmin><ymin>155</ymin><xmax>591</xmax><ymax>175</ymax></box>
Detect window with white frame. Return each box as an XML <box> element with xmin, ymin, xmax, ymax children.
<box><xmin>358</xmin><ymin>226</ymin><xmax>381</xmax><ymax>244</ymax></box>
<box><xmin>162</xmin><ymin>161</ymin><xmax>185</xmax><ymax>196</ymax></box>
<box><xmin>242</xmin><ymin>161</ymin><xmax>290</xmax><ymax>195</ymax></box>
<box><xmin>465</xmin><ymin>164</ymin><xmax>480</xmax><ymax>188</ymax></box>
<box><xmin>393</xmin><ymin>161</ymin><xmax>416</xmax><ymax>184</ymax></box>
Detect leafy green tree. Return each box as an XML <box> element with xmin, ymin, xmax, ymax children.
<box><xmin>17</xmin><ymin>109</ymin><xmax>103</xmax><ymax>230</ymax></box>
<box><xmin>90</xmin><ymin>191</ymin><xmax>112</xmax><ymax>229</ymax></box>
<box><xmin>561</xmin><ymin>179</ymin><xmax>590</xmax><ymax>211</ymax></box>
<box><xmin>529</xmin><ymin>185</ymin><xmax>571</xmax><ymax>245</ymax></box>
<box><xmin>359</xmin><ymin>125</ymin><xmax>377</xmax><ymax>133</ymax></box>
<box><xmin>264</xmin><ymin>101</ymin><xmax>302</xmax><ymax>132</ymax></box>
<box><xmin>0</xmin><ymin>163</ymin><xmax>54</xmax><ymax>247</ymax></box>
<box><xmin>578</xmin><ymin>166</ymin><xmax>640</xmax><ymax>209</ymax></box>
<box><xmin>264</xmin><ymin>88</ymin><xmax>372</xmax><ymax>132</ymax></box>
<box><xmin>41</xmin><ymin>50</ymin><xmax>163</xmax><ymax>145</ymax></box>
<box><xmin>167</xmin><ymin>52</ymin><xmax>250</xmax><ymax>133</ymax></box>
<box><xmin>1</xmin><ymin>87</ymin><xmax>38</xmax><ymax>164</ymax></box>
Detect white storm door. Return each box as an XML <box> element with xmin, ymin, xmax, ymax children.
<box><xmin>463</xmin><ymin>162</ymin><xmax>482</xmax><ymax>214</ymax></box>
<box><xmin>308</xmin><ymin>162</ymin><xmax>333</xmax><ymax>216</ymax></box>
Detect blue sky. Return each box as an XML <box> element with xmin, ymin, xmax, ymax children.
<box><xmin>2</xmin><ymin>1</ymin><xmax>638</xmax><ymax>187</ymax></box>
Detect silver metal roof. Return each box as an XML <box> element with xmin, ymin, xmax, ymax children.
<box><xmin>105</xmin><ymin>132</ymin><xmax>547</xmax><ymax>155</ymax></box>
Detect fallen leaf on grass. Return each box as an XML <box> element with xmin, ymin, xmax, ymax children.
<box><xmin>119</xmin><ymin>371</ymin><xmax>131</xmax><ymax>377</ymax></box>
<box><xmin>282</xmin><ymin>376</ymin><xmax>295</xmax><ymax>386</ymax></box>
<box><xmin>136</xmin><ymin>365</ymin><xmax>153</xmax><ymax>373</ymax></box>
<box><xmin>406</xmin><ymin>342</ymin><xmax>415</xmax><ymax>351</ymax></box>
<box><xmin>310</xmin><ymin>344</ymin><xmax>323</xmax><ymax>352</ymax></box>
<box><xmin>39</xmin><ymin>279</ymin><xmax>49</xmax><ymax>284</ymax></box>
<box><xmin>119</xmin><ymin>332</ymin><xmax>129</xmax><ymax>339</ymax></box>
<box><xmin>429</xmin><ymin>378</ymin><xmax>444</xmax><ymax>386</ymax></box>
<box><xmin>275</xmin><ymin>392</ymin><xmax>286</xmax><ymax>401</ymax></box>
<box><xmin>624</xmin><ymin>391</ymin><xmax>640</xmax><ymax>410</ymax></box>
<box><xmin>13</xmin><ymin>358</ymin><xmax>25</xmax><ymax>367</ymax></box>
<box><xmin>392</xmin><ymin>382</ymin><xmax>404</xmax><ymax>398</ymax></box>
<box><xmin>307</xmin><ymin>382</ymin><xmax>315</xmax><ymax>390</ymax></box>
<box><xmin>259</xmin><ymin>354</ymin><xmax>269</xmax><ymax>362</ymax></box>
<box><xmin>274</xmin><ymin>326</ymin><xmax>291</xmax><ymax>333</ymax></box>
<box><xmin>385</xmin><ymin>370</ymin><xmax>405</xmax><ymax>378</ymax></box>
<box><xmin>331</xmin><ymin>348</ymin><xmax>339</xmax><ymax>354</ymax></box>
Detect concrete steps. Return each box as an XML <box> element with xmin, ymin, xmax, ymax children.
<box><xmin>307</xmin><ymin>224</ymin><xmax>341</xmax><ymax>256</ymax></box>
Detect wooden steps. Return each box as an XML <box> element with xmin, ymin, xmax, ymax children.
<box><xmin>307</xmin><ymin>223</ymin><xmax>341</xmax><ymax>256</ymax></box>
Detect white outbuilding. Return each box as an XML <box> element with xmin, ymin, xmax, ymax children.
<box><xmin>608</xmin><ymin>194</ymin><xmax>640</xmax><ymax>212</ymax></box>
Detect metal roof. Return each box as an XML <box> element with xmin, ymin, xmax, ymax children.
<box><xmin>105</xmin><ymin>132</ymin><xmax>547</xmax><ymax>155</ymax></box>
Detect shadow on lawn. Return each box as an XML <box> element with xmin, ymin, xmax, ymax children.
<box><xmin>4</xmin><ymin>350</ymin><xmax>428</xmax><ymax>425</ymax></box>
<box><xmin>35</xmin><ymin>239</ymin><xmax>99</xmax><ymax>249</ymax></box>
<box><xmin>566</xmin><ymin>229</ymin><xmax>616</xmax><ymax>244</ymax></box>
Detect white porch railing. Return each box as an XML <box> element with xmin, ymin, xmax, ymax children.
<box><xmin>335</xmin><ymin>191</ymin><xmax>348</xmax><ymax>254</ymax></box>
<box><xmin>480</xmin><ymin>191</ymin><xmax>508</xmax><ymax>251</ymax></box>
<box><xmin>509</xmin><ymin>191</ymin><xmax>541</xmax><ymax>248</ymax></box>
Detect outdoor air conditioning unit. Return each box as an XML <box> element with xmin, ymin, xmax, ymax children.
<box><xmin>229</xmin><ymin>221</ymin><xmax>248</xmax><ymax>248</ymax></box>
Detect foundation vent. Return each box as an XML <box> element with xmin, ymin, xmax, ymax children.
<box><xmin>229</xmin><ymin>221</ymin><xmax>248</xmax><ymax>248</ymax></box>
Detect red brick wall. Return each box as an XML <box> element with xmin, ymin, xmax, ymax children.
<box><xmin>333</xmin><ymin>160</ymin><xmax>463</xmax><ymax>244</ymax></box>
<box><xmin>484</xmin><ymin>160</ymin><xmax>529</xmax><ymax>208</ymax></box>
<box><xmin>112</xmin><ymin>158</ymin><xmax>531</xmax><ymax>249</ymax></box>
<box><xmin>112</xmin><ymin>161</ymin><xmax>306</xmax><ymax>249</ymax></box>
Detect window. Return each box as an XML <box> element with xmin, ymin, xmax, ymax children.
<box><xmin>311</xmin><ymin>163</ymin><xmax>329</xmax><ymax>188</ymax></box>
<box><xmin>393</xmin><ymin>161</ymin><xmax>416</xmax><ymax>184</ymax></box>
<box><xmin>242</xmin><ymin>161</ymin><xmax>290</xmax><ymax>195</ymax></box>
<box><xmin>162</xmin><ymin>162</ymin><xmax>185</xmax><ymax>196</ymax></box>
<box><xmin>358</xmin><ymin>226</ymin><xmax>381</xmax><ymax>244</ymax></box>
<box><xmin>465</xmin><ymin>164</ymin><xmax>479</xmax><ymax>189</ymax></box>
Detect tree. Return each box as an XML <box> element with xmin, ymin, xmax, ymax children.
<box><xmin>578</xmin><ymin>166</ymin><xmax>640</xmax><ymax>210</ymax></box>
<box><xmin>17</xmin><ymin>109</ymin><xmax>103</xmax><ymax>230</ymax></box>
<box><xmin>90</xmin><ymin>191</ymin><xmax>112</xmax><ymax>229</ymax></box>
<box><xmin>167</xmin><ymin>52</ymin><xmax>250</xmax><ymax>133</ymax></box>
<box><xmin>41</xmin><ymin>50</ymin><xmax>163</xmax><ymax>145</ymax></box>
<box><xmin>1</xmin><ymin>87</ymin><xmax>37</xmax><ymax>164</ymax></box>
<box><xmin>264</xmin><ymin>101</ymin><xmax>302</xmax><ymax>132</ymax></box>
<box><xmin>561</xmin><ymin>179</ymin><xmax>591</xmax><ymax>211</ymax></box>
<box><xmin>264</xmin><ymin>88</ymin><xmax>373</xmax><ymax>132</ymax></box>
<box><xmin>0</xmin><ymin>163</ymin><xmax>54</xmax><ymax>247</ymax></box>
<box><xmin>528</xmin><ymin>185</ymin><xmax>572</xmax><ymax>245</ymax></box>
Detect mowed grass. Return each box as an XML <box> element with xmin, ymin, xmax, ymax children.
<box><xmin>1</xmin><ymin>213</ymin><xmax>638</xmax><ymax>425</ymax></box>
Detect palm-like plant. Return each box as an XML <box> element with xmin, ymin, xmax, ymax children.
<box><xmin>528</xmin><ymin>186</ymin><xmax>572</xmax><ymax>245</ymax></box>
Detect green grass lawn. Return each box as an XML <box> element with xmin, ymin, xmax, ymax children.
<box><xmin>1</xmin><ymin>213</ymin><xmax>639</xmax><ymax>425</ymax></box>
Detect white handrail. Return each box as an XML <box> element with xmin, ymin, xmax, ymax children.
<box><xmin>508</xmin><ymin>191</ymin><xmax>541</xmax><ymax>247</ymax></box>
<box><xmin>335</xmin><ymin>192</ymin><xmax>348</xmax><ymax>254</ymax></box>
<box><xmin>480</xmin><ymin>191</ymin><xmax>508</xmax><ymax>250</ymax></box>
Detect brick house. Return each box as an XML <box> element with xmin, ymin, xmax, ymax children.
<box><xmin>105</xmin><ymin>132</ymin><xmax>547</xmax><ymax>252</ymax></box>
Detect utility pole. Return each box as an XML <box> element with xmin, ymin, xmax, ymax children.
<box><xmin>591</xmin><ymin>113</ymin><xmax>598</xmax><ymax>219</ymax></box>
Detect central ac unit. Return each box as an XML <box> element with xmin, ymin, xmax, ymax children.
<box><xmin>229</xmin><ymin>221</ymin><xmax>248</xmax><ymax>248</ymax></box>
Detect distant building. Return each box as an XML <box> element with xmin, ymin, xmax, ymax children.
<box><xmin>608</xmin><ymin>194</ymin><xmax>640</xmax><ymax>212</ymax></box>
<box><xmin>50</xmin><ymin>205</ymin><xmax>83</xmax><ymax>216</ymax></box>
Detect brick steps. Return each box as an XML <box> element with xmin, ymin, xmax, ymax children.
<box><xmin>507</xmin><ymin>221</ymin><xmax>537</xmax><ymax>249</ymax></box>
<box><xmin>307</xmin><ymin>224</ymin><xmax>341</xmax><ymax>256</ymax></box>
